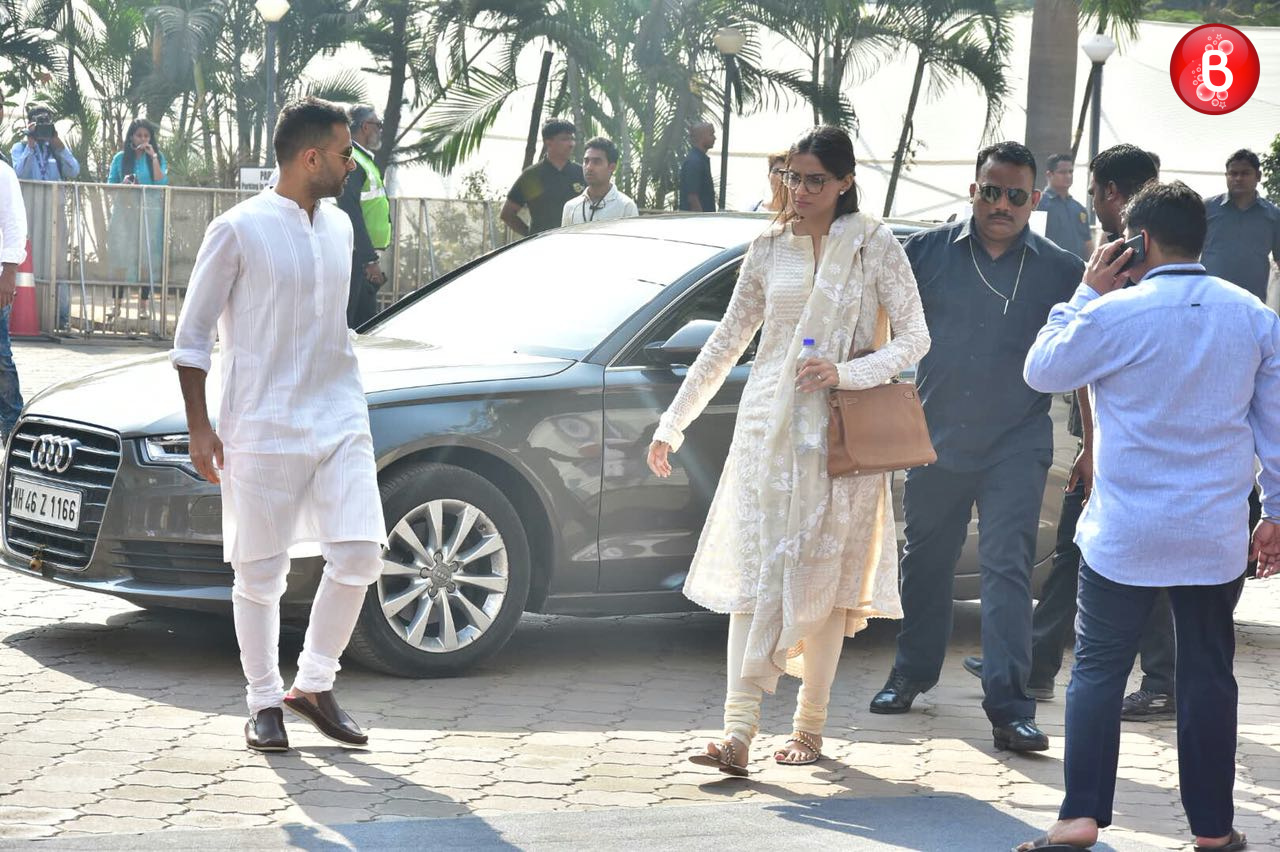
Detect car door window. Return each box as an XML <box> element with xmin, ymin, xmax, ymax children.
<box><xmin>617</xmin><ymin>263</ymin><xmax>759</xmax><ymax>367</ymax></box>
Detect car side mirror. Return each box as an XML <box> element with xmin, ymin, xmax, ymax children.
<box><xmin>643</xmin><ymin>319</ymin><xmax>719</xmax><ymax>367</ymax></box>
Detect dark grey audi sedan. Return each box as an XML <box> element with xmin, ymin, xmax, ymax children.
<box><xmin>1</xmin><ymin>215</ymin><xmax>1071</xmax><ymax>677</ymax></box>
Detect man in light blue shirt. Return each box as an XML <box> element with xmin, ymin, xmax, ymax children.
<box><xmin>9</xmin><ymin>106</ymin><xmax>78</xmax><ymax>331</ymax></box>
<box><xmin>9</xmin><ymin>106</ymin><xmax>80</xmax><ymax>180</ymax></box>
<box><xmin>1014</xmin><ymin>181</ymin><xmax>1279</xmax><ymax>852</ymax></box>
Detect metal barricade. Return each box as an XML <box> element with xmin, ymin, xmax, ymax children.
<box><xmin>16</xmin><ymin>180</ymin><xmax>511</xmax><ymax>342</ymax></box>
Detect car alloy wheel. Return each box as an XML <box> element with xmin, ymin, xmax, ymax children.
<box><xmin>376</xmin><ymin>498</ymin><xmax>509</xmax><ymax>654</ymax></box>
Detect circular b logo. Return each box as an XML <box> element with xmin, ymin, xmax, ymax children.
<box><xmin>1170</xmin><ymin>24</ymin><xmax>1260</xmax><ymax>115</ymax></box>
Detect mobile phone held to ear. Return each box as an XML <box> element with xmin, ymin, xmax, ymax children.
<box><xmin>1112</xmin><ymin>232</ymin><xmax>1146</xmax><ymax>273</ymax></box>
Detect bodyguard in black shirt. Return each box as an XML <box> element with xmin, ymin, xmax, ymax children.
<box><xmin>501</xmin><ymin>118</ymin><xmax>584</xmax><ymax>236</ymax></box>
<box><xmin>678</xmin><ymin>122</ymin><xmax>716</xmax><ymax>212</ymax></box>
<box><xmin>870</xmin><ymin>142</ymin><xmax>1085</xmax><ymax>754</ymax></box>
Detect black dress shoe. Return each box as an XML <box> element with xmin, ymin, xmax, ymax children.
<box><xmin>966</xmin><ymin>656</ymin><xmax>1055</xmax><ymax>701</ymax></box>
<box><xmin>993</xmin><ymin>718</ymin><xmax>1049</xmax><ymax>752</ymax></box>
<box><xmin>245</xmin><ymin>707</ymin><xmax>289</xmax><ymax>752</ymax></box>
<box><xmin>284</xmin><ymin>691</ymin><xmax>368</xmax><ymax>746</ymax></box>
<box><xmin>870</xmin><ymin>669</ymin><xmax>932</xmax><ymax>714</ymax></box>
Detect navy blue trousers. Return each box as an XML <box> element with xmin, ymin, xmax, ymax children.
<box><xmin>895</xmin><ymin>449</ymin><xmax>1050</xmax><ymax>724</ymax></box>
<box><xmin>1061</xmin><ymin>561</ymin><xmax>1241</xmax><ymax>836</ymax></box>
<box><xmin>0</xmin><ymin>306</ymin><xmax>23</xmax><ymax>437</ymax></box>
<box><xmin>1030</xmin><ymin>481</ymin><xmax>1177</xmax><ymax>695</ymax></box>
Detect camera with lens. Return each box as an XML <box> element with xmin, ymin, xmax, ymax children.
<box><xmin>26</xmin><ymin>105</ymin><xmax>56</xmax><ymax>142</ymax></box>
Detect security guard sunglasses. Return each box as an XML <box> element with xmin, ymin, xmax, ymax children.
<box><xmin>977</xmin><ymin>184</ymin><xmax>1032</xmax><ymax>207</ymax></box>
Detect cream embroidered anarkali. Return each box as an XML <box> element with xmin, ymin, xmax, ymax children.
<box><xmin>653</xmin><ymin>212</ymin><xmax>930</xmax><ymax>692</ymax></box>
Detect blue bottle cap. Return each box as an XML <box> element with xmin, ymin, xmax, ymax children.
<box><xmin>802</xmin><ymin>338</ymin><xmax>815</xmax><ymax>346</ymax></box>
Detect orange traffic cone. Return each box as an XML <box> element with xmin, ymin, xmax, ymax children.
<box><xmin>10</xmin><ymin>239</ymin><xmax>40</xmax><ymax>337</ymax></box>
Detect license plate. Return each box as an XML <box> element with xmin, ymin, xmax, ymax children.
<box><xmin>9</xmin><ymin>476</ymin><xmax>82</xmax><ymax>531</ymax></box>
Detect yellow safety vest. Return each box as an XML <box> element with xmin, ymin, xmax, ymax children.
<box><xmin>351</xmin><ymin>145</ymin><xmax>391</xmax><ymax>250</ymax></box>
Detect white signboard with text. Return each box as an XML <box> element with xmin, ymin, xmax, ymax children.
<box><xmin>238</xmin><ymin>167</ymin><xmax>277</xmax><ymax>192</ymax></box>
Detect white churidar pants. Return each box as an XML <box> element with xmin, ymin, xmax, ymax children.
<box><xmin>231</xmin><ymin>540</ymin><xmax>382</xmax><ymax>713</ymax></box>
<box><xmin>723</xmin><ymin>609</ymin><xmax>847</xmax><ymax>746</ymax></box>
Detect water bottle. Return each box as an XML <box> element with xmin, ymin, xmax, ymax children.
<box><xmin>794</xmin><ymin>337</ymin><xmax>821</xmax><ymax>451</ymax></box>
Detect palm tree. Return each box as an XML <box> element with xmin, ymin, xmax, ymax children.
<box><xmin>0</xmin><ymin>0</ymin><xmax>62</xmax><ymax>93</ymax></box>
<box><xmin>139</xmin><ymin>0</ymin><xmax>227</xmax><ymax>145</ymax></box>
<box><xmin>1024</xmin><ymin>0</ymin><xmax>1142</xmax><ymax>176</ymax></box>
<box><xmin>743</xmin><ymin>0</ymin><xmax>883</xmax><ymax>128</ymax></box>
<box><xmin>400</xmin><ymin>0</ymin><xmax>858</xmax><ymax>208</ymax></box>
<box><xmin>1023</xmin><ymin>0</ymin><xmax>1078</xmax><ymax>175</ymax></box>
<box><xmin>79</xmin><ymin>0</ymin><xmax>149</xmax><ymax>156</ymax></box>
<box><xmin>876</xmin><ymin>0</ymin><xmax>1013</xmax><ymax>217</ymax></box>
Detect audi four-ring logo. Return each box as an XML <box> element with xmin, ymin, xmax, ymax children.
<box><xmin>31</xmin><ymin>435</ymin><xmax>79</xmax><ymax>474</ymax></box>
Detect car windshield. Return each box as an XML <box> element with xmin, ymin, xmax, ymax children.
<box><xmin>368</xmin><ymin>232</ymin><xmax>724</xmax><ymax>359</ymax></box>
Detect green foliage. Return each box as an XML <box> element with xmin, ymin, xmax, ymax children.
<box><xmin>1142</xmin><ymin>1</ymin><xmax>1280</xmax><ymax>26</ymax></box>
<box><xmin>876</xmin><ymin>0</ymin><xmax>1013</xmax><ymax>215</ymax></box>
<box><xmin>4</xmin><ymin>0</ymin><xmax>1023</xmax><ymax>202</ymax></box>
<box><xmin>1263</xmin><ymin>132</ymin><xmax>1280</xmax><ymax>201</ymax></box>
<box><xmin>0</xmin><ymin>0</ymin><xmax>62</xmax><ymax>94</ymax></box>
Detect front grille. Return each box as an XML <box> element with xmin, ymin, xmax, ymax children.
<box><xmin>4</xmin><ymin>417</ymin><xmax>122</xmax><ymax>572</ymax></box>
<box><xmin>112</xmin><ymin>540</ymin><xmax>231</xmax><ymax>586</ymax></box>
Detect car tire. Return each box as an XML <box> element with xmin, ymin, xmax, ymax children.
<box><xmin>347</xmin><ymin>461</ymin><xmax>531</xmax><ymax>677</ymax></box>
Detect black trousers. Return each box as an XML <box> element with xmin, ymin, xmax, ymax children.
<box><xmin>895</xmin><ymin>449</ymin><xmax>1050</xmax><ymax>724</ymax></box>
<box><xmin>1028</xmin><ymin>481</ymin><xmax>1177</xmax><ymax>694</ymax></box>
<box><xmin>1061</xmin><ymin>562</ymin><xmax>1241</xmax><ymax>837</ymax></box>
<box><xmin>347</xmin><ymin>268</ymin><xmax>380</xmax><ymax>329</ymax></box>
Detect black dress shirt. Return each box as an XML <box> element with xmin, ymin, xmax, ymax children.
<box><xmin>1037</xmin><ymin>188</ymin><xmax>1090</xmax><ymax>259</ymax></box>
<box><xmin>508</xmin><ymin>159</ymin><xmax>586</xmax><ymax>235</ymax></box>
<box><xmin>679</xmin><ymin>147</ymin><xmax>715</xmax><ymax>212</ymax></box>
<box><xmin>903</xmin><ymin>218</ymin><xmax>1086</xmax><ymax>470</ymax></box>
<box><xmin>1201</xmin><ymin>193</ymin><xmax>1280</xmax><ymax>302</ymax></box>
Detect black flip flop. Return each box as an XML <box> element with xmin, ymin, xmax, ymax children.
<box><xmin>1193</xmin><ymin>830</ymin><xmax>1247</xmax><ymax>852</ymax></box>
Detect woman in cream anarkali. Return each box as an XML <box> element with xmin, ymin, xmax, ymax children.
<box><xmin>647</xmin><ymin>126</ymin><xmax>930</xmax><ymax>775</ymax></box>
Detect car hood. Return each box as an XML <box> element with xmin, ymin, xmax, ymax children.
<box><xmin>22</xmin><ymin>335</ymin><xmax>573</xmax><ymax>437</ymax></box>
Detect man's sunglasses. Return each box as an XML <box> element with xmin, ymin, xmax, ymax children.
<box><xmin>316</xmin><ymin>147</ymin><xmax>355</xmax><ymax>164</ymax></box>
<box><xmin>976</xmin><ymin>184</ymin><xmax>1031</xmax><ymax>207</ymax></box>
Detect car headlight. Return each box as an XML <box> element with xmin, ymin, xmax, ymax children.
<box><xmin>140</xmin><ymin>434</ymin><xmax>203</xmax><ymax>479</ymax></box>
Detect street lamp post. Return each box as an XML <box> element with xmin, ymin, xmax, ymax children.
<box><xmin>1081</xmin><ymin>33</ymin><xmax>1117</xmax><ymax>227</ymax></box>
<box><xmin>255</xmin><ymin>0</ymin><xmax>291</xmax><ymax>167</ymax></box>
<box><xmin>712</xmin><ymin>26</ymin><xmax>746</xmax><ymax>212</ymax></box>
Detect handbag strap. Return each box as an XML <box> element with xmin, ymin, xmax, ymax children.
<box><xmin>849</xmin><ymin>307</ymin><xmax>891</xmax><ymax>361</ymax></box>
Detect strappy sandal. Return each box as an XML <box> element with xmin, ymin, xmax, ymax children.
<box><xmin>775</xmin><ymin>730</ymin><xmax>823</xmax><ymax>766</ymax></box>
<box><xmin>688</xmin><ymin>738</ymin><xmax>750</xmax><ymax>777</ymax></box>
<box><xmin>1193</xmin><ymin>830</ymin><xmax>1247</xmax><ymax>852</ymax></box>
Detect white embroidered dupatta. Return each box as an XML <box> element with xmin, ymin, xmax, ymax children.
<box><xmin>738</xmin><ymin>210</ymin><xmax>888</xmax><ymax>690</ymax></box>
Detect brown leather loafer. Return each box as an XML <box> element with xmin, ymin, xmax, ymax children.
<box><xmin>284</xmin><ymin>691</ymin><xmax>368</xmax><ymax>746</ymax></box>
<box><xmin>245</xmin><ymin>707</ymin><xmax>289</xmax><ymax>752</ymax></box>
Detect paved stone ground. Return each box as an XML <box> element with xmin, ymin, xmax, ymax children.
<box><xmin>1</xmin><ymin>340</ymin><xmax>1278</xmax><ymax>849</ymax></box>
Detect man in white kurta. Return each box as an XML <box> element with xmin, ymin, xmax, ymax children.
<box><xmin>171</xmin><ymin>98</ymin><xmax>385</xmax><ymax>752</ymax></box>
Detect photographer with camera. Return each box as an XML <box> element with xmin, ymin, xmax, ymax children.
<box><xmin>9</xmin><ymin>106</ymin><xmax>78</xmax><ymax>332</ymax></box>
<box><xmin>10</xmin><ymin>106</ymin><xmax>79</xmax><ymax>182</ymax></box>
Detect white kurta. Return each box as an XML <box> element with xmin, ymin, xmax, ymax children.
<box><xmin>170</xmin><ymin>190</ymin><xmax>386</xmax><ymax>563</ymax></box>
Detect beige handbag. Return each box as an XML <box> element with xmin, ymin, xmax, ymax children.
<box><xmin>826</xmin><ymin>309</ymin><xmax>936</xmax><ymax>477</ymax></box>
